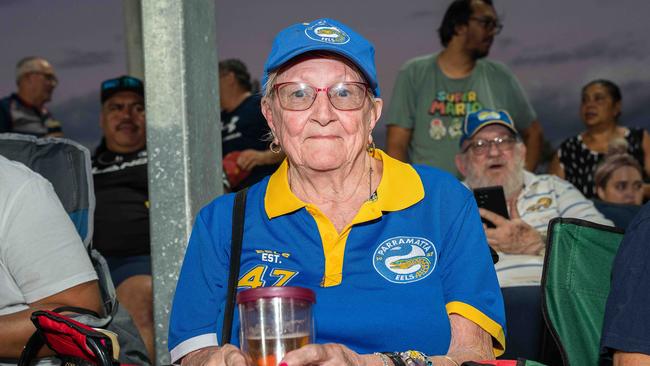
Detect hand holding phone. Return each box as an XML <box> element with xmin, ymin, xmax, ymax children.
<box><xmin>473</xmin><ymin>186</ymin><xmax>509</xmax><ymax>228</ymax></box>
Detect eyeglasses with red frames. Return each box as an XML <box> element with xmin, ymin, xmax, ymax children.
<box><xmin>272</xmin><ymin>82</ymin><xmax>370</xmax><ymax>111</ymax></box>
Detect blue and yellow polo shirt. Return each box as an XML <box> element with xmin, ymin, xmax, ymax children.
<box><xmin>169</xmin><ymin>150</ymin><xmax>506</xmax><ymax>363</ymax></box>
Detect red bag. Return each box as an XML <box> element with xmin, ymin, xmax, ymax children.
<box><xmin>18</xmin><ymin>310</ymin><xmax>134</xmax><ymax>366</ymax></box>
<box><xmin>223</xmin><ymin>151</ymin><xmax>251</xmax><ymax>189</ymax></box>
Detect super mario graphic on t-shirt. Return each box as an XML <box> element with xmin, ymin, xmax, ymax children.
<box><xmin>428</xmin><ymin>90</ymin><xmax>484</xmax><ymax>140</ymax></box>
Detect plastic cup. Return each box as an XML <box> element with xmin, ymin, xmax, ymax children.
<box><xmin>237</xmin><ymin>287</ymin><xmax>316</xmax><ymax>366</ymax></box>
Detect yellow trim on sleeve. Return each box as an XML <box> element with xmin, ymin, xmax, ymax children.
<box><xmin>446</xmin><ymin>301</ymin><xmax>506</xmax><ymax>357</ymax></box>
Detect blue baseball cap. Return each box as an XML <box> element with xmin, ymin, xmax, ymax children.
<box><xmin>460</xmin><ymin>109</ymin><xmax>519</xmax><ymax>146</ymax></box>
<box><xmin>262</xmin><ymin>18</ymin><xmax>380</xmax><ymax>96</ymax></box>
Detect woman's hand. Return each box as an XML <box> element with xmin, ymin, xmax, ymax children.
<box><xmin>280</xmin><ymin>343</ymin><xmax>381</xmax><ymax>366</ymax></box>
<box><xmin>181</xmin><ymin>345</ymin><xmax>250</xmax><ymax>366</ymax></box>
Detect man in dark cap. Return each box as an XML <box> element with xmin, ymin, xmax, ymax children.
<box><xmin>91</xmin><ymin>75</ymin><xmax>153</xmax><ymax>360</ymax></box>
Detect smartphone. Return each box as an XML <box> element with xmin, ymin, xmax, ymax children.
<box><xmin>473</xmin><ymin>186</ymin><xmax>509</xmax><ymax>228</ymax></box>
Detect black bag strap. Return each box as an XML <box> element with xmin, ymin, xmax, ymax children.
<box><xmin>18</xmin><ymin>328</ymin><xmax>44</xmax><ymax>366</ymax></box>
<box><xmin>221</xmin><ymin>187</ymin><xmax>248</xmax><ymax>344</ymax></box>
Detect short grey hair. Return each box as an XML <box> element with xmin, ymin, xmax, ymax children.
<box><xmin>16</xmin><ymin>56</ymin><xmax>49</xmax><ymax>83</ymax></box>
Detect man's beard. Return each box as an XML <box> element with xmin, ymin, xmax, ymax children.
<box><xmin>465</xmin><ymin>154</ymin><xmax>525</xmax><ymax>200</ymax></box>
<box><xmin>470</xmin><ymin>47</ymin><xmax>489</xmax><ymax>60</ymax></box>
<box><xmin>469</xmin><ymin>38</ymin><xmax>493</xmax><ymax>60</ymax></box>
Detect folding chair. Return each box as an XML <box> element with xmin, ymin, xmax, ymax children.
<box><xmin>0</xmin><ymin>133</ymin><xmax>150</xmax><ymax>366</ymax></box>
<box><xmin>541</xmin><ymin>217</ymin><xmax>624</xmax><ymax>366</ymax></box>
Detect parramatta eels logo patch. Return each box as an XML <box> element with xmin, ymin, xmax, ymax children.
<box><xmin>304</xmin><ymin>20</ymin><xmax>350</xmax><ymax>44</ymax></box>
<box><xmin>373</xmin><ymin>236</ymin><xmax>437</xmax><ymax>284</ymax></box>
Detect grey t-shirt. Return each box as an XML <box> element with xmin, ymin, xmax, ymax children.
<box><xmin>387</xmin><ymin>53</ymin><xmax>537</xmax><ymax>175</ymax></box>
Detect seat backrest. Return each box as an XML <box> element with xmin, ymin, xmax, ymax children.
<box><xmin>592</xmin><ymin>199</ymin><xmax>641</xmax><ymax>230</ymax></box>
<box><xmin>0</xmin><ymin>133</ymin><xmax>151</xmax><ymax>366</ymax></box>
<box><xmin>541</xmin><ymin>217</ymin><xmax>624</xmax><ymax>366</ymax></box>
<box><xmin>0</xmin><ymin>133</ymin><xmax>94</xmax><ymax>247</ymax></box>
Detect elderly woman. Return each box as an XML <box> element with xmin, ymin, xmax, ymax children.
<box><xmin>169</xmin><ymin>19</ymin><xmax>505</xmax><ymax>366</ymax></box>
<box><xmin>549</xmin><ymin>79</ymin><xmax>650</xmax><ymax>198</ymax></box>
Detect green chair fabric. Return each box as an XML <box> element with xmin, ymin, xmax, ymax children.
<box><xmin>541</xmin><ymin>217</ymin><xmax>624</xmax><ymax>366</ymax></box>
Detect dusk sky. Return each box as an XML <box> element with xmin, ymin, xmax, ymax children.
<box><xmin>2</xmin><ymin>0</ymin><xmax>649</xmax><ymax>163</ymax></box>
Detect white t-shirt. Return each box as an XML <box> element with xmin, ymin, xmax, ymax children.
<box><xmin>0</xmin><ymin>155</ymin><xmax>97</xmax><ymax>315</ymax></box>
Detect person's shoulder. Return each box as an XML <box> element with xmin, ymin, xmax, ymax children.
<box><xmin>530</xmin><ymin>172</ymin><xmax>576</xmax><ymax>189</ymax></box>
<box><xmin>244</xmin><ymin>93</ymin><xmax>263</xmax><ymax>106</ymax></box>
<box><xmin>627</xmin><ymin>202</ymin><xmax>650</xmax><ymax>229</ymax></box>
<box><xmin>478</xmin><ymin>58</ymin><xmax>515</xmax><ymax>74</ymax></box>
<box><xmin>558</xmin><ymin>134</ymin><xmax>581</xmax><ymax>149</ymax></box>
<box><xmin>627</xmin><ymin>126</ymin><xmax>645</xmax><ymax>139</ymax></box>
<box><xmin>197</xmin><ymin>177</ymin><xmax>268</xmax><ymax>222</ymax></box>
<box><xmin>0</xmin><ymin>94</ymin><xmax>12</xmax><ymax>116</ymax></box>
<box><xmin>411</xmin><ymin>163</ymin><xmax>470</xmax><ymax>197</ymax></box>
<box><xmin>399</xmin><ymin>53</ymin><xmax>437</xmax><ymax>71</ymax></box>
<box><xmin>0</xmin><ymin>155</ymin><xmax>49</xmax><ymax>191</ymax></box>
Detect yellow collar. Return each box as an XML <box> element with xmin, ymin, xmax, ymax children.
<box><xmin>264</xmin><ymin>149</ymin><xmax>424</xmax><ymax>219</ymax></box>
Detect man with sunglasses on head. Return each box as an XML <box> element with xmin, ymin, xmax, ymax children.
<box><xmin>0</xmin><ymin>57</ymin><xmax>62</xmax><ymax>137</ymax></box>
<box><xmin>387</xmin><ymin>0</ymin><xmax>543</xmax><ymax>176</ymax></box>
<box><xmin>456</xmin><ymin>108</ymin><xmax>610</xmax><ymax>359</ymax></box>
<box><xmin>91</xmin><ymin>76</ymin><xmax>154</xmax><ymax>361</ymax></box>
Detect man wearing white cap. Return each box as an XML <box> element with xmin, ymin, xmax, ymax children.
<box><xmin>0</xmin><ymin>57</ymin><xmax>62</xmax><ymax>137</ymax></box>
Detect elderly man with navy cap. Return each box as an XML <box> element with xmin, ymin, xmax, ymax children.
<box><xmin>169</xmin><ymin>19</ymin><xmax>505</xmax><ymax>366</ymax></box>
<box><xmin>455</xmin><ymin>108</ymin><xmax>611</xmax><ymax>359</ymax></box>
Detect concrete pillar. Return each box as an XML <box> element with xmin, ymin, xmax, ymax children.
<box><xmin>140</xmin><ymin>1</ymin><xmax>221</xmax><ymax>363</ymax></box>
<box><xmin>123</xmin><ymin>0</ymin><xmax>144</xmax><ymax>79</ymax></box>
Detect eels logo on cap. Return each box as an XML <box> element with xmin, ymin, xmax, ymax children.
<box><xmin>373</xmin><ymin>236</ymin><xmax>437</xmax><ymax>284</ymax></box>
<box><xmin>305</xmin><ymin>19</ymin><xmax>350</xmax><ymax>44</ymax></box>
<box><xmin>477</xmin><ymin>110</ymin><xmax>501</xmax><ymax>121</ymax></box>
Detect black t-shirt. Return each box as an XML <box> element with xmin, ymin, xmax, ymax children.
<box><xmin>558</xmin><ymin>128</ymin><xmax>645</xmax><ymax>198</ymax></box>
<box><xmin>221</xmin><ymin>94</ymin><xmax>278</xmax><ymax>190</ymax></box>
<box><xmin>92</xmin><ymin>141</ymin><xmax>150</xmax><ymax>257</ymax></box>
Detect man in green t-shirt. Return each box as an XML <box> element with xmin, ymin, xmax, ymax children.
<box><xmin>386</xmin><ymin>0</ymin><xmax>543</xmax><ymax>176</ymax></box>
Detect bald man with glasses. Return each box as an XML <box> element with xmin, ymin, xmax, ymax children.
<box><xmin>0</xmin><ymin>56</ymin><xmax>62</xmax><ymax>137</ymax></box>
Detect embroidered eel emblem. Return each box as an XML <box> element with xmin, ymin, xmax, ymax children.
<box><xmin>389</xmin><ymin>256</ymin><xmax>431</xmax><ymax>277</ymax></box>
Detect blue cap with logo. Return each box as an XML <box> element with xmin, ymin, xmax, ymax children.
<box><xmin>262</xmin><ymin>18</ymin><xmax>380</xmax><ymax>96</ymax></box>
<box><xmin>460</xmin><ymin>109</ymin><xmax>519</xmax><ymax>146</ymax></box>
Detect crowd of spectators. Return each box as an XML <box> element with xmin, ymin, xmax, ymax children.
<box><xmin>1</xmin><ymin>0</ymin><xmax>649</xmax><ymax>364</ymax></box>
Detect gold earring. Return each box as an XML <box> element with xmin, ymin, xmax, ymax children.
<box><xmin>270</xmin><ymin>141</ymin><xmax>282</xmax><ymax>154</ymax></box>
<box><xmin>367</xmin><ymin>141</ymin><xmax>376</xmax><ymax>154</ymax></box>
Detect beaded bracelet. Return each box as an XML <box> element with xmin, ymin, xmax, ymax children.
<box><xmin>399</xmin><ymin>350</ymin><xmax>432</xmax><ymax>366</ymax></box>
<box><xmin>374</xmin><ymin>352</ymin><xmax>391</xmax><ymax>366</ymax></box>
<box><xmin>382</xmin><ymin>352</ymin><xmax>407</xmax><ymax>366</ymax></box>
<box><xmin>442</xmin><ymin>355</ymin><xmax>460</xmax><ymax>366</ymax></box>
